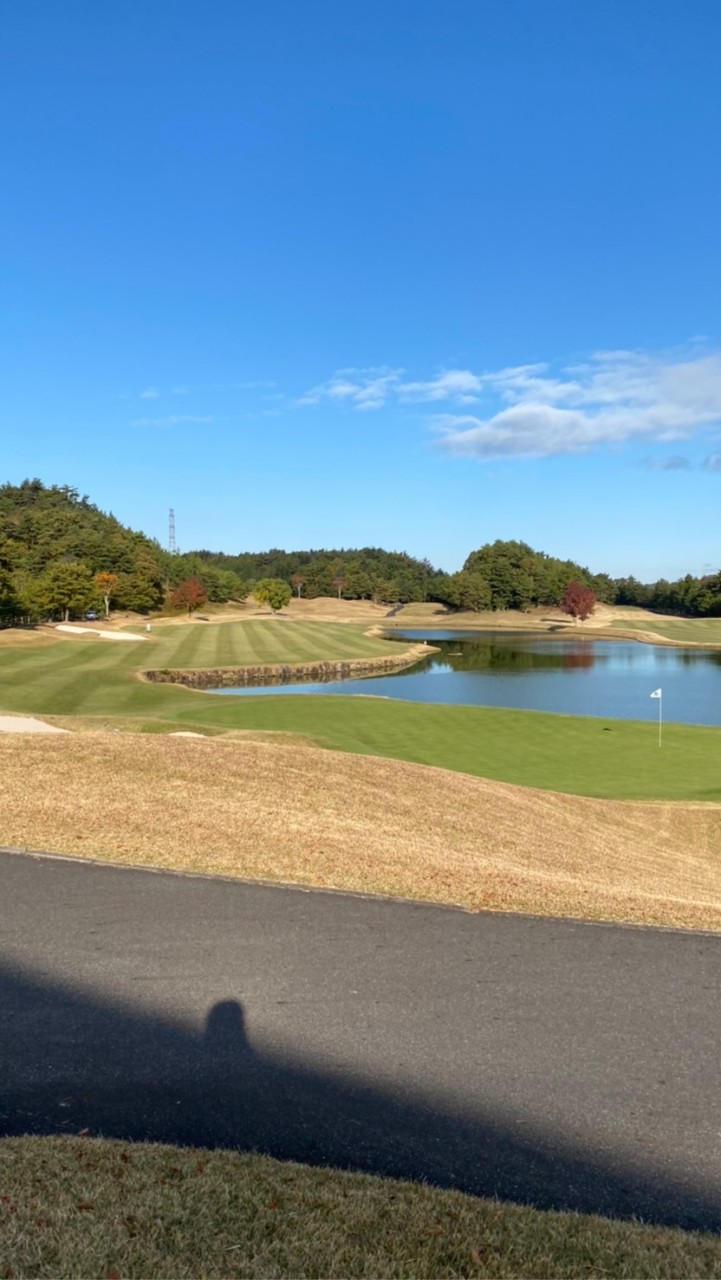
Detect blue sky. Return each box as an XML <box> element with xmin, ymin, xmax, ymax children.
<box><xmin>2</xmin><ymin>0</ymin><xmax>721</xmax><ymax>579</ymax></box>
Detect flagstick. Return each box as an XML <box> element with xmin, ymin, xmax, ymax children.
<box><xmin>658</xmin><ymin>691</ymin><xmax>662</xmax><ymax>748</ymax></box>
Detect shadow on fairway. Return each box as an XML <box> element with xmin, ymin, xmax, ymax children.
<box><xmin>1</xmin><ymin>963</ymin><xmax>719</xmax><ymax>1232</ymax></box>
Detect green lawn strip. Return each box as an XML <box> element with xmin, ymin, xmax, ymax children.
<box><xmin>162</xmin><ymin>625</ymin><xmax>206</xmax><ymax>667</ymax></box>
<box><xmin>136</xmin><ymin>620</ymin><xmax>402</xmax><ymax>670</ymax></box>
<box><xmin>1</xmin><ymin>1137</ymin><xmax>718</xmax><ymax>1280</ymax></box>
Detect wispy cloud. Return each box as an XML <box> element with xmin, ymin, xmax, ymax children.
<box><xmin>130</xmin><ymin>415</ymin><xmax>214</xmax><ymax>427</ymax></box>
<box><xmin>139</xmin><ymin>386</ymin><xmax>160</xmax><ymax>399</ymax></box>
<box><xmin>703</xmin><ymin>451</ymin><xmax>721</xmax><ymax>471</ymax></box>
<box><xmin>298</xmin><ymin>367</ymin><xmax>403</xmax><ymax>411</ymax></box>
<box><xmin>398</xmin><ymin>370</ymin><xmax>484</xmax><ymax>405</ymax></box>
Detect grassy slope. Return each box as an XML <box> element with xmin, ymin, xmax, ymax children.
<box><xmin>609</xmin><ymin>617</ymin><xmax>721</xmax><ymax>643</ymax></box>
<box><xmin>0</xmin><ymin>620</ymin><xmax>720</xmax><ymax>800</ymax></box>
<box><xmin>4</xmin><ymin>737</ymin><xmax>720</xmax><ymax>929</ymax></box>
<box><xmin>2</xmin><ymin>1136</ymin><xmax>720</xmax><ymax>1280</ymax></box>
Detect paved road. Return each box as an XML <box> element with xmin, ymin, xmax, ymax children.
<box><xmin>1</xmin><ymin>849</ymin><xmax>720</xmax><ymax>1230</ymax></box>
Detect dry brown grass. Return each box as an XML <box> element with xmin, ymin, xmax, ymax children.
<box><xmin>386</xmin><ymin>602</ymin><xmax>694</xmax><ymax>635</ymax></box>
<box><xmin>0</xmin><ymin>628</ymin><xmax>60</xmax><ymax>648</ymax></box>
<box><xmin>2</xmin><ymin>734</ymin><xmax>720</xmax><ymax>931</ymax></box>
<box><xmin>143</xmin><ymin>596</ymin><xmax>391</xmax><ymax>628</ymax></box>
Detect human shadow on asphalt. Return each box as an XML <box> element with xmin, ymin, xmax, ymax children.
<box><xmin>1</xmin><ymin>962</ymin><xmax>719</xmax><ymax>1233</ymax></box>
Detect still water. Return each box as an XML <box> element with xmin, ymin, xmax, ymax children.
<box><xmin>209</xmin><ymin>630</ymin><xmax>721</xmax><ymax>727</ymax></box>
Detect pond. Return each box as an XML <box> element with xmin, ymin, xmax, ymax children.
<box><xmin>208</xmin><ymin>630</ymin><xmax>721</xmax><ymax>727</ymax></box>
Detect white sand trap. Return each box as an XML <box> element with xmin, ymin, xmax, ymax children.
<box><xmin>0</xmin><ymin>715</ymin><xmax>68</xmax><ymax>734</ymax></box>
<box><xmin>55</xmin><ymin>625</ymin><xmax>145</xmax><ymax>641</ymax></box>
<box><xmin>169</xmin><ymin>731</ymin><xmax>206</xmax><ymax>738</ymax></box>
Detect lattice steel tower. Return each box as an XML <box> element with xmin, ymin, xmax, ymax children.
<box><xmin>168</xmin><ymin>508</ymin><xmax>177</xmax><ymax>555</ymax></box>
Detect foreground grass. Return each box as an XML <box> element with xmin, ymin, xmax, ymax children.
<box><xmin>3</xmin><ymin>736</ymin><xmax>720</xmax><ymax>930</ymax></box>
<box><xmin>2</xmin><ymin>1137</ymin><xmax>720</xmax><ymax>1280</ymax></box>
<box><xmin>1</xmin><ymin>619</ymin><xmax>721</xmax><ymax>800</ymax></box>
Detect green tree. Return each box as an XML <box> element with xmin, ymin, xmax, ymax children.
<box><xmin>39</xmin><ymin>561</ymin><xmax>100</xmax><ymax>622</ymax></box>
<box><xmin>113</xmin><ymin>572</ymin><xmax>164</xmax><ymax>613</ymax></box>
<box><xmin>0</xmin><ymin>565</ymin><xmax>19</xmax><ymax>626</ymax></box>
<box><xmin>446</xmin><ymin>571</ymin><xmax>492</xmax><ymax>612</ymax></box>
<box><xmin>254</xmin><ymin>578</ymin><xmax>292</xmax><ymax>612</ymax></box>
<box><xmin>212</xmin><ymin>569</ymin><xmax>247</xmax><ymax>602</ymax></box>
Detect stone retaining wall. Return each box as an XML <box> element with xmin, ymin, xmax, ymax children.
<box><xmin>142</xmin><ymin>644</ymin><xmax>434</xmax><ymax>690</ymax></box>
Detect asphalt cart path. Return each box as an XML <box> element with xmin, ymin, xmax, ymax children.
<box><xmin>1</xmin><ymin>849</ymin><xmax>719</xmax><ymax>1230</ymax></box>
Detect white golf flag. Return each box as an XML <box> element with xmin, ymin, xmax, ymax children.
<box><xmin>650</xmin><ymin>688</ymin><xmax>662</xmax><ymax>698</ymax></box>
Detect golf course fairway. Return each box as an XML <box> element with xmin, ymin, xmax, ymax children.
<box><xmin>0</xmin><ymin>618</ymin><xmax>719</xmax><ymax>801</ymax></box>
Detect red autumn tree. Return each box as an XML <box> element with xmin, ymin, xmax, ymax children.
<box><xmin>171</xmin><ymin>576</ymin><xmax>207</xmax><ymax>616</ymax></box>
<box><xmin>291</xmin><ymin>573</ymin><xmax>305</xmax><ymax>598</ymax></box>
<box><xmin>560</xmin><ymin>580</ymin><xmax>596</xmax><ymax>624</ymax></box>
<box><xmin>331</xmin><ymin>574</ymin><xmax>347</xmax><ymax>599</ymax></box>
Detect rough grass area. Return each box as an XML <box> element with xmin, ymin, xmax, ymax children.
<box><xmin>2</xmin><ymin>1136</ymin><xmax>720</xmax><ymax>1280</ymax></box>
<box><xmin>2</xmin><ymin>735</ymin><xmax>721</xmax><ymax>931</ymax></box>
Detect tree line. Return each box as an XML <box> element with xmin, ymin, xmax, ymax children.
<box><xmin>1</xmin><ymin>479</ymin><xmax>720</xmax><ymax>624</ymax></box>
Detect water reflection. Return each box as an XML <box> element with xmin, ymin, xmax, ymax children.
<box><xmin>392</xmin><ymin>634</ymin><xmax>608</xmax><ymax>676</ymax></box>
<box><xmin>209</xmin><ymin>630</ymin><xmax>721</xmax><ymax>727</ymax></box>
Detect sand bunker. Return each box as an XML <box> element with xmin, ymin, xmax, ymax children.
<box><xmin>55</xmin><ymin>625</ymin><xmax>145</xmax><ymax>642</ymax></box>
<box><xmin>0</xmin><ymin>716</ymin><xmax>68</xmax><ymax>734</ymax></box>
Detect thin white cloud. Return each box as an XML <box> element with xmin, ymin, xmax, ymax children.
<box><xmin>140</xmin><ymin>387</ymin><xmax>160</xmax><ymax>399</ymax></box>
<box><xmin>298</xmin><ymin>367</ymin><xmax>403</xmax><ymax>411</ymax></box>
<box><xmin>703</xmin><ymin>451</ymin><xmax>721</xmax><ymax>471</ymax></box>
<box><xmin>171</xmin><ymin>385</ymin><xmax>190</xmax><ymax>395</ymax></box>
<box><xmin>399</xmin><ymin>369</ymin><xmax>484</xmax><ymax>404</ymax></box>
<box><xmin>130</xmin><ymin>415</ymin><xmax>214</xmax><ymax>426</ymax></box>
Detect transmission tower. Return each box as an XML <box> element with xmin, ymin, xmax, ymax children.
<box><xmin>168</xmin><ymin>508</ymin><xmax>177</xmax><ymax>555</ymax></box>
